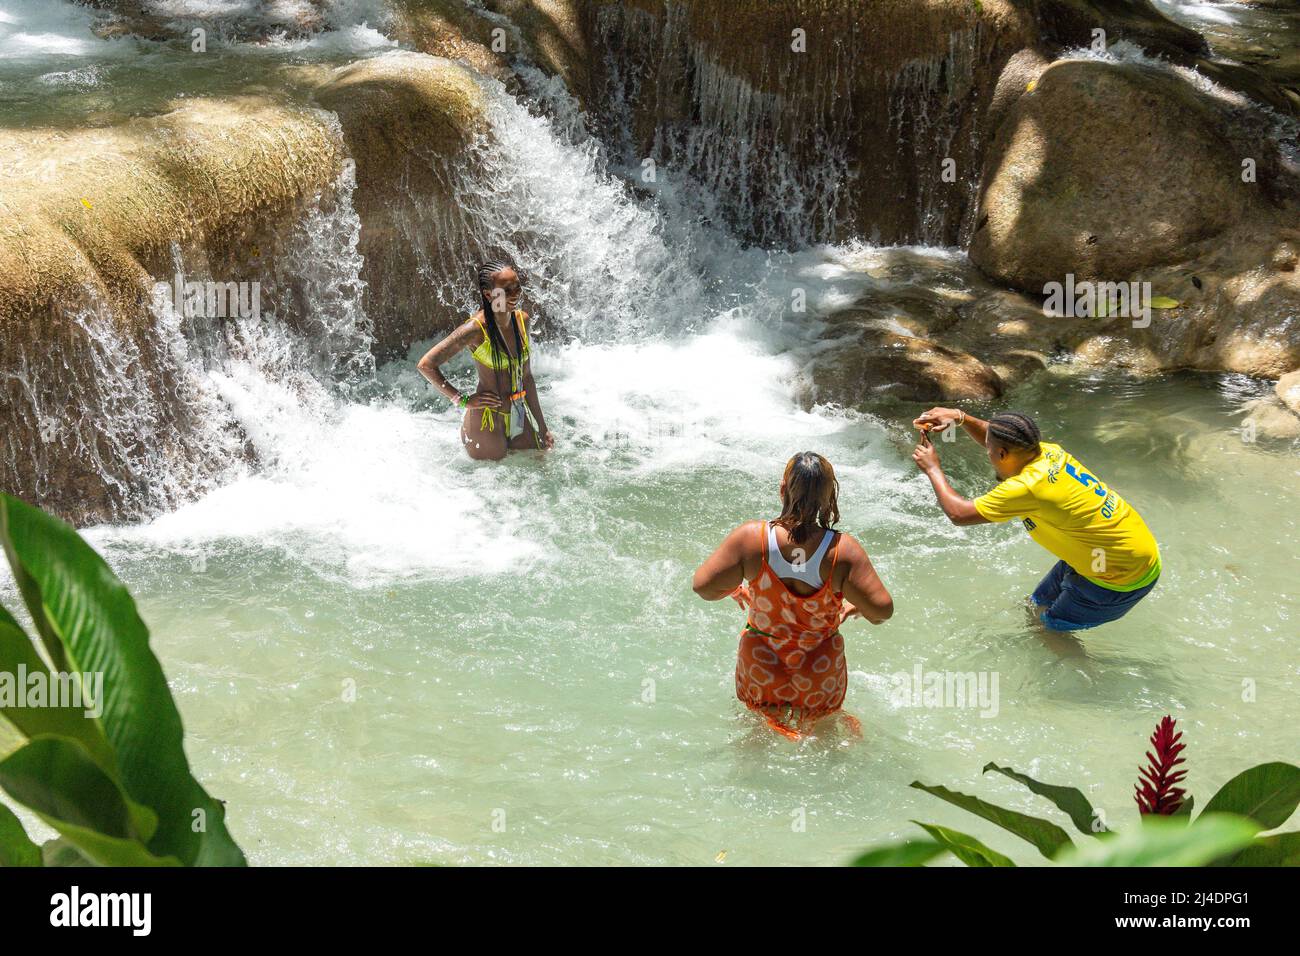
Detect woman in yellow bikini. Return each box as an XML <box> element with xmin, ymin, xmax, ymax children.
<box><xmin>417</xmin><ymin>261</ymin><xmax>554</xmax><ymax>460</ymax></box>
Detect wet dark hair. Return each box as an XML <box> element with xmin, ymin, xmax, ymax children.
<box><xmin>476</xmin><ymin>260</ymin><xmax>525</xmax><ymax>389</ymax></box>
<box><xmin>776</xmin><ymin>452</ymin><xmax>840</xmax><ymax>545</ymax></box>
<box><xmin>988</xmin><ymin>412</ymin><xmax>1041</xmax><ymax>453</ymax></box>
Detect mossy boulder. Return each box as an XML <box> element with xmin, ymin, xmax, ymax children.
<box><xmin>0</xmin><ymin>98</ymin><xmax>345</xmax><ymax>524</ymax></box>
<box><xmin>970</xmin><ymin>58</ymin><xmax>1283</xmax><ymax>290</ymax></box>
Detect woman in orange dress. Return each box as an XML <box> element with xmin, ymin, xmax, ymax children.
<box><xmin>693</xmin><ymin>452</ymin><xmax>894</xmax><ymax>738</ymax></box>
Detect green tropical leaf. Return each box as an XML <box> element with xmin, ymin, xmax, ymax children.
<box><xmin>0</xmin><ymin>799</ymin><xmax>41</xmax><ymax>866</ymax></box>
<box><xmin>0</xmin><ymin>494</ymin><xmax>246</xmax><ymax>866</ymax></box>
<box><xmin>42</xmin><ymin>837</ymin><xmax>94</xmax><ymax>867</ymax></box>
<box><xmin>1057</xmin><ymin>813</ymin><xmax>1258</xmax><ymax>867</ymax></box>
<box><xmin>0</xmin><ymin>520</ymin><xmax>68</xmax><ymax>675</ymax></box>
<box><xmin>912</xmin><ymin>821</ymin><xmax>1016</xmax><ymax>867</ymax></box>
<box><xmin>1227</xmin><ymin>831</ymin><xmax>1300</xmax><ymax>867</ymax></box>
<box><xmin>0</xmin><ymin>601</ymin><xmax>118</xmax><ymax>772</ymax></box>
<box><xmin>849</xmin><ymin>839</ymin><xmax>947</xmax><ymax>867</ymax></box>
<box><xmin>983</xmin><ymin>762</ymin><xmax>1099</xmax><ymax>837</ymax></box>
<box><xmin>1149</xmin><ymin>296</ymin><xmax>1180</xmax><ymax>309</ymax></box>
<box><xmin>1200</xmin><ymin>763</ymin><xmax>1300</xmax><ymax>832</ymax></box>
<box><xmin>911</xmin><ymin>780</ymin><xmax>1073</xmax><ymax>859</ymax></box>
<box><xmin>0</xmin><ymin>736</ymin><xmax>176</xmax><ymax>867</ymax></box>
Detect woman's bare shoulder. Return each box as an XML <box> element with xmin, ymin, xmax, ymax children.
<box><xmin>730</xmin><ymin>519</ymin><xmax>764</xmax><ymax>553</ymax></box>
<box><xmin>833</xmin><ymin>530</ymin><xmax>868</xmax><ymax>560</ymax></box>
<box><xmin>451</xmin><ymin>314</ymin><xmax>484</xmax><ymax>342</ymax></box>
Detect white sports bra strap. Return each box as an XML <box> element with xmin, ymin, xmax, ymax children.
<box><xmin>766</xmin><ymin>523</ymin><xmax>834</xmax><ymax>588</ymax></box>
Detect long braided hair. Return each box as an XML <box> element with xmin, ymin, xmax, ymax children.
<box><xmin>775</xmin><ymin>452</ymin><xmax>841</xmax><ymax>546</ymax></box>
<box><xmin>987</xmin><ymin>412</ymin><xmax>1041</xmax><ymax>453</ymax></box>
<box><xmin>476</xmin><ymin>260</ymin><xmax>525</xmax><ymax>394</ymax></box>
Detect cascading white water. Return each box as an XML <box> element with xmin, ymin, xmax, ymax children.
<box><xmin>85</xmin><ymin>61</ymin><xmax>889</xmax><ymax>581</ymax></box>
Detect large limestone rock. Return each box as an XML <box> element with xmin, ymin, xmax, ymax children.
<box><xmin>0</xmin><ymin>98</ymin><xmax>345</xmax><ymax>525</ymax></box>
<box><xmin>970</xmin><ymin>58</ymin><xmax>1275</xmax><ymax>290</ymax></box>
<box><xmin>803</xmin><ymin>247</ymin><xmax>1098</xmax><ymax>405</ymax></box>
<box><xmin>390</xmin><ymin>0</ymin><xmax>514</xmax><ymax>80</ymax></box>
<box><xmin>1275</xmin><ymin>368</ymin><xmax>1300</xmax><ymax>415</ymax></box>
<box><xmin>0</xmin><ymin>99</ymin><xmax>341</xmax><ymax>317</ymax></box>
<box><xmin>483</xmin><ymin>0</ymin><xmax>591</xmax><ymax>103</ymax></box>
<box><xmin>970</xmin><ymin>55</ymin><xmax>1300</xmax><ymax>377</ymax></box>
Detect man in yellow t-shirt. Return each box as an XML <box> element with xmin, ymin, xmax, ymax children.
<box><xmin>910</xmin><ymin>407</ymin><xmax>1160</xmax><ymax>631</ymax></box>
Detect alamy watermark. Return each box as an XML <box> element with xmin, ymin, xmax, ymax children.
<box><xmin>1043</xmin><ymin>274</ymin><xmax>1152</xmax><ymax>328</ymax></box>
<box><xmin>0</xmin><ymin>665</ymin><xmax>103</xmax><ymax>719</ymax></box>
<box><xmin>152</xmin><ymin>271</ymin><xmax>261</xmax><ymax>321</ymax></box>
<box><xmin>889</xmin><ymin>663</ymin><xmax>999</xmax><ymax>718</ymax></box>
<box><xmin>50</xmin><ymin>886</ymin><xmax>150</xmax><ymax>936</ymax></box>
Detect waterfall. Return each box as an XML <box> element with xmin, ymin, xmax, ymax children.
<box><xmin>1</xmin><ymin>157</ymin><xmax>376</xmax><ymax>523</ymax></box>
<box><xmin>887</xmin><ymin>28</ymin><xmax>987</xmax><ymax>247</ymax></box>
<box><xmin>585</xmin><ymin>2</ymin><xmax>855</xmax><ymax>249</ymax></box>
<box><xmin>583</xmin><ymin>2</ymin><xmax>1002</xmax><ymax>250</ymax></box>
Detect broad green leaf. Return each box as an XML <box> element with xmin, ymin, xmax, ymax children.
<box><xmin>0</xmin><ymin>494</ymin><xmax>245</xmax><ymax>866</ymax></box>
<box><xmin>42</xmin><ymin>837</ymin><xmax>94</xmax><ymax>867</ymax></box>
<box><xmin>1057</xmin><ymin>813</ymin><xmax>1258</xmax><ymax>867</ymax></box>
<box><xmin>1149</xmin><ymin>296</ymin><xmax>1180</xmax><ymax>309</ymax></box>
<box><xmin>0</xmin><ymin>799</ymin><xmax>41</xmax><ymax>866</ymax></box>
<box><xmin>0</xmin><ymin>601</ymin><xmax>118</xmax><ymax>772</ymax></box>
<box><xmin>0</xmin><ymin>737</ymin><xmax>176</xmax><ymax>867</ymax></box>
<box><xmin>1172</xmin><ymin>793</ymin><xmax>1194</xmax><ymax>822</ymax></box>
<box><xmin>1200</xmin><ymin>763</ymin><xmax>1300</xmax><ymax>832</ymax></box>
<box><xmin>849</xmin><ymin>839</ymin><xmax>947</xmax><ymax>867</ymax></box>
<box><xmin>911</xmin><ymin>780</ymin><xmax>1073</xmax><ymax>859</ymax></box>
<box><xmin>912</xmin><ymin>821</ymin><xmax>1016</xmax><ymax>867</ymax></box>
<box><xmin>983</xmin><ymin>762</ymin><xmax>1099</xmax><ymax>837</ymax></box>
<box><xmin>1227</xmin><ymin>831</ymin><xmax>1300</xmax><ymax>867</ymax></box>
<box><xmin>0</xmin><ymin>518</ymin><xmax>69</xmax><ymax>674</ymax></box>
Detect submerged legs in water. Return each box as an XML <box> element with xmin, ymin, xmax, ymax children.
<box><xmin>744</xmin><ymin>702</ymin><xmax>863</xmax><ymax>742</ymax></box>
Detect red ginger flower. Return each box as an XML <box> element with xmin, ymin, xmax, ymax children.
<box><xmin>1134</xmin><ymin>715</ymin><xmax>1187</xmax><ymax>815</ymax></box>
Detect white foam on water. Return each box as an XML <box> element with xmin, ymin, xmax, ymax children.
<box><xmin>0</xmin><ymin>0</ymin><xmax>129</xmax><ymax>59</ymax></box>
<box><xmin>1150</xmin><ymin>0</ymin><xmax>1242</xmax><ymax>29</ymax></box>
<box><xmin>80</xmin><ymin>68</ymin><xmax>903</xmax><ymax>588</ymax></box>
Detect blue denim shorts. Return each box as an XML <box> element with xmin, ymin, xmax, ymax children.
<box><xmin>1031</xmin><ymin>560</ymin><xmax>1157</xmax><ymax>631</ymax></box>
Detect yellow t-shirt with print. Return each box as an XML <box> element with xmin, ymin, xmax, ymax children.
<box><xmin>973</xmin><ymin>442</ymin><xmax>1160</xmax><ymax>591</ymax></box>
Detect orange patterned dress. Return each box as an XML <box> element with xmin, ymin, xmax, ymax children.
<box><xmin>734</xmin><ymin>521</ymin><xmax>850</xmax><ymax>738</ymax></box>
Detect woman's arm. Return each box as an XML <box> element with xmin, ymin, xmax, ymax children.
<box><xmin>835</xmin><ymin>535</ymin><xmax>893</xmax><ymax>624</ymax></box>
<box><xmin>417</xmin><ymin>321</ymin><xmax>497</xmax><ymax>408</ymax></box>
<box><xmin>692</xmin><ymin>521</ymin><xmax>759</xmax><ymax>600</ymax></box>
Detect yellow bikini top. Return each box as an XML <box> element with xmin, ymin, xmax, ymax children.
<box><xmin>470</xmin><ymin>310</ymin><xmax>530</xmax><ymax>371</ymax></box>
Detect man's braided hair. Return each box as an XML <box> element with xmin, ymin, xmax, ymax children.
<box><xmin>987</xmin><ymin>412</ymin><xmax>1041</xmax><ymax>453</ymax></box>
